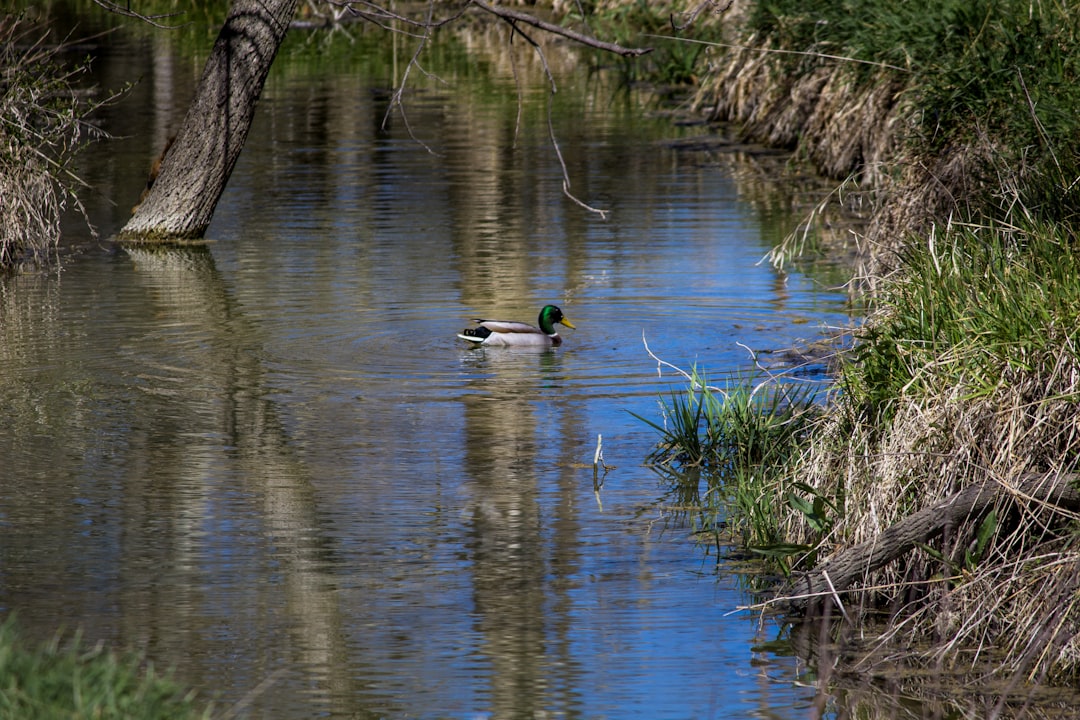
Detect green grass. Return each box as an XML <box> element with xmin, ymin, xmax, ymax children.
<box><xmin>849</xmin><ymin>218</ymin><xmax>1080</xmax><ymax>429</ymax></box>
<box><xmin>635</xmin><ymin>370</ymin><xmax>827</xmax><ymax>571</ymax></box>
<box><xmin>744</xmin><ymin>0</ymin><xmax>1080</xmax><ymax>225</ymax></box>
<box><xmin>0</xmin><ymin>619</ymin><xmax>212</xmax><ymax>720</ymax></box>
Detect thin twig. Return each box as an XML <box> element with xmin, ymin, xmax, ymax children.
<box><xmin>549</xmin><ymin>102</ymin><xmax>607</xmax><ymax>217</ymax></box>
<box><xmin>821</xmin><ymin>569</ymin><xmax>851</xmax><ymax>624</ymax></box>
<box><xmin>503</xmin><ymin>19</ymin><xmax>608</xmax><ymax>218</ymax></box>
<box><xmin>471</xmin><ymin>0</ymin><xmax>652</xmax><ymax>57</ymax></box>
<box><xmin>642</xmin><ymin>331</ymin><xmax>727</xmax><ymax>395</ymax></box>
<box><xmin>642</xmin><ymin>34</ymin><xmax>911</xmax><ymax>73</ymax></box>
<box><xmin>91</xmin><ymin>0</ymin><xmax>187</xmax><ymax>28</ymax></box>
<box><xmin>670</xmin><ymin>0</ymin><xmax>733</xmax><ymax>32</ymax></box>
<box><xmin>381</xmin><ymin>0</ymin><xmax>443</xmax><ymax>156</ymax></box>
<box><xmin>505</xmin><ymin>24</ymin><xmax>525</xmax><ymax>146</ymax></box>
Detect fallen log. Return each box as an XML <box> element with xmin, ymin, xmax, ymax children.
<box><xmin>786</xmin><ymin>472</ymin><xmax>1080</xmax><ymax>611</ymax></box>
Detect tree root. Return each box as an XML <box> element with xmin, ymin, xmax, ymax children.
<box><xmin>786</xmin><ymin>472</ymin><xmax>1080</xmax><ymax>611</ymax></box>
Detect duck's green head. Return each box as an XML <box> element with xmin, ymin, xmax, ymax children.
<box><xmin>538</xmin><ymin>304</ymin><xmax>575</xmax><ymax>334</ymax></box>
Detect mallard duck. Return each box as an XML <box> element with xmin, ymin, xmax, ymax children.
<box><xmin>457</xmin><ymin>305</ymin><xmax>576</xmax><ymax>347</ymax></box>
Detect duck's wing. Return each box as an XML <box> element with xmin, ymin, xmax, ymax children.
<box><xmin>475</xmin><ymin>319</ymin><xmax>543</xmax><ymax>334</ymax></box>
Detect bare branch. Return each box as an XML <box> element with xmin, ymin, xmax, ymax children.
<box><xmin>379</xmin><ymin>0</ymin><xmax>443</xmax><ymax>156</ymax></box>
<box><xmin>91</xmin><ymin>0</ymin><xmax>187</xmax><ymax>29</ymax></box>
<box><xmin>471</xmin><ymin>0</ymin><xmax>652</xmax><ymax>57</ymax></box>
<box><xmin>503</xmin><ymin>18</ymin><xmax>608</xmax><ymax>218</ymax></box>
<box><xmin>503</xmin><ymin>24</ymin><xmax>525</xmax><ymax>145</ymax></box>
<box><xmin>670</xmin><ymin>0</ymin><xmax>733</xmax><ymax>32</ymax></box>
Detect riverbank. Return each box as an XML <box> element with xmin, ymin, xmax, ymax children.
<box><xmin>650</xmin><ymin>0</ymin><xmax>1080</xmax><ymax>693</ymax></box>
<box><xmin>9</xmin><ymin>0</ymin><xmax>1079</xmax><ymax>709</ymax></box>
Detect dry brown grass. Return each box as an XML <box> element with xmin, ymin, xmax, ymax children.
<box><xmin>0</xmin><ymin>14</ymin><xmax>104</xmax><ymax>270</ymax></box>
<box><xmin>691</xmin><ymin>32</ymin><xmax>1017</xmax><ymax>288</ymax></box>
<box><xmin>678</xmin><ymin>0</ymin><xmax>1080</xmax><ymax>698</ymax></box>
<box><xmin>695</xmin><ymin>38</ymin><xmax>910</xmax><ymax>184</ymax></box>
<box><xmin>774</xmin><ymin>306</ymin><xmax>1080</xmax><ymax>683</ymax></box>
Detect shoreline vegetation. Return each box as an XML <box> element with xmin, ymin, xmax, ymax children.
<box><xmin>0</xmin><ymin>13</ymin><xmax>109</xmax><ymax>271</ymax></box>
<box><xmin>637</xmin><ymin>0</ymin><xmax>1080</xmax><ymax>699</ymax></box>
<box><xmin>0</xmin><ymin>619</ymin><xmax>213</xmax><ymax>719</ymax></box>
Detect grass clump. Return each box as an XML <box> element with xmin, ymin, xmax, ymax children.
<box><xmin>849</xmin><ymin>219</ymin><xmax>1080</xmax><ymax>428</ymax></box>
<box><xmin>0</xmin><ymin>619</ymin><xmax>212</xmax><ymax>719</ymax></box>
<box><xmin>636</xmin><ymin>369</ymin><xmax>827</xmax><ymax>572</ymax></box>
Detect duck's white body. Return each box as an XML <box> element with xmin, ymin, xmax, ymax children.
<box><xmin>457</xmin><ymin>306</ymin><xmax>575</xmax><ymax>348</ymax></box>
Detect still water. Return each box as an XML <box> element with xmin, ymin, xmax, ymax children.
<box><xmin>1</xmin><ymin>11</ymin><xmax>852</xmax><ymax>719</ymax></box>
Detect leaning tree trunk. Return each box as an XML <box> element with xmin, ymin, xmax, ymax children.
<box><xmin>118</xmin><ymin>0</ymin><xmax>300</xmax><ymax>242</ymax></box>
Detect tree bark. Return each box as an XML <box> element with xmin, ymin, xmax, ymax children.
<box><xmin>787</xmin><ymin>472</ymin><xmax>1080</xmax><ymax>610</ymax></box>
<box><xmin>118</xmin><ymin>0</ymin><xmax>300</xmax><ymax>241</ymax></box>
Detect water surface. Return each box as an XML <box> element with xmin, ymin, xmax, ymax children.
<box><xmin>1</xmin><ymin>14</ymin><xmax>852</xmax><ymax>719</ymax></box>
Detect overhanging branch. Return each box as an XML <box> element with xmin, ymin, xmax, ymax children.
<box><xmin>470</xmin><ymin>0</ymin><xmax>652</xmax><ymax>57</ymax></box>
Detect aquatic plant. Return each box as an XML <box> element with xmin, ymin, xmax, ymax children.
<box><xmin>635</xmin><ymin>367</ymin><xmax>826</xmax><ymax>572</ymax></box>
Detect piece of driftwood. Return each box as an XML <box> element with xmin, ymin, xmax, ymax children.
<box><xmin>787</xmin><ymin>472</ymin><xmax>1080</xmax><ymax>610</ymax></box>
